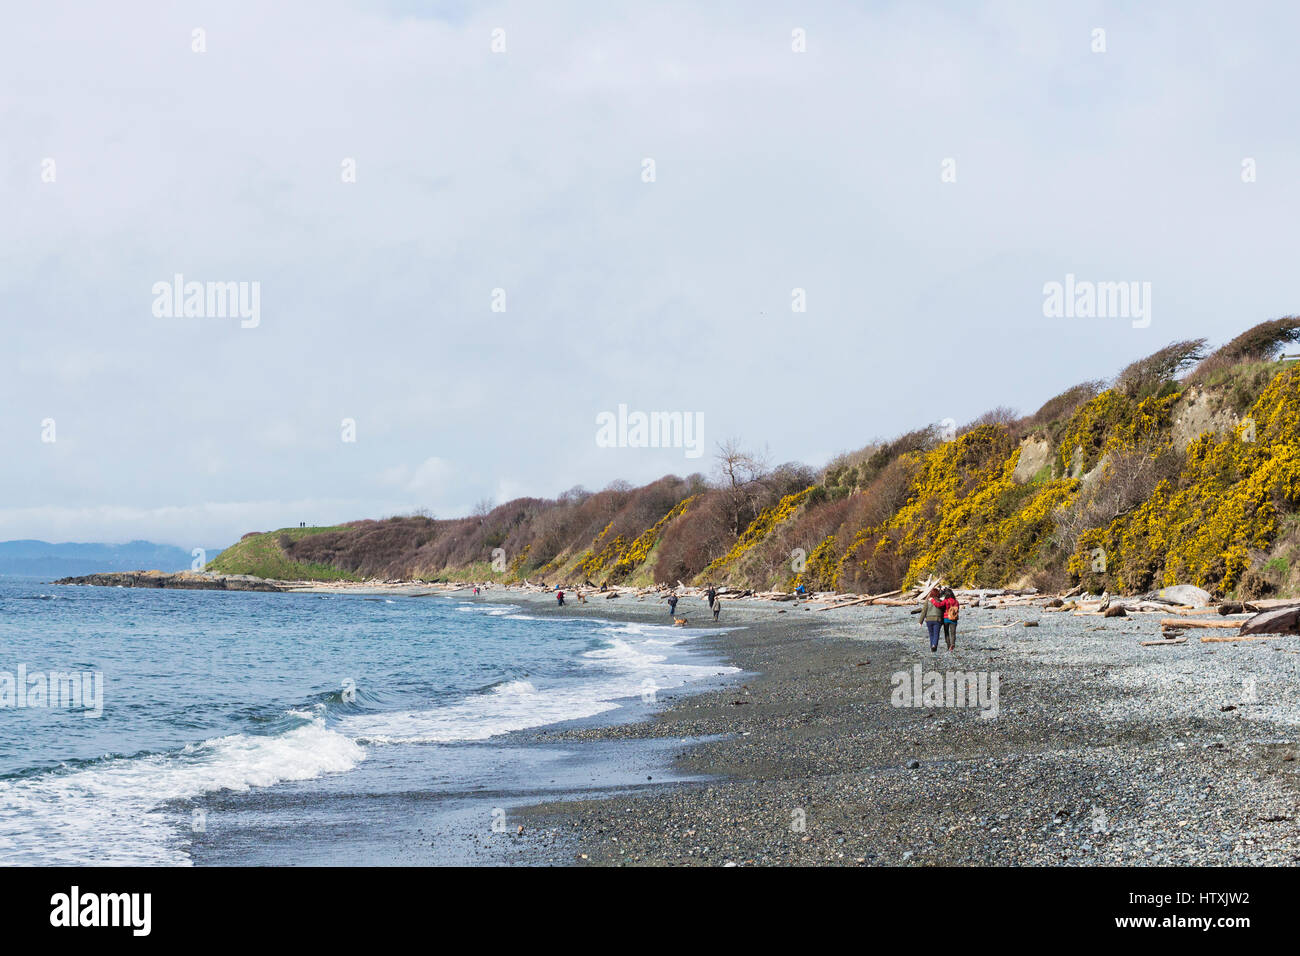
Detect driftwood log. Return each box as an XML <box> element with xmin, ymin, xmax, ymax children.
<box><xmin>1217</xmin><ymin>602</ymin><xmax>1261</xmax><ymax>615</ymax></box>
<box><xmin>1160</xmin><ymin>618</ymin><xmax>1242</xmax><ymax>630</ymax></box>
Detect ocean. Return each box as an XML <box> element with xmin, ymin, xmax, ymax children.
<box><xmin>0</xmin><ymin>577</ymin><xmax>737</xmax><ymax>865</ymax></box>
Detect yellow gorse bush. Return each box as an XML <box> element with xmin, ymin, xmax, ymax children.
<box><xmin>578</xmin><ymin>497</ymin><xmax>699</xmax><ymax>583</ymax></box>
<box><xmin>701</xmin><ymin>486</ymin><xmax>816</xmax><ymax>580</ymax></box>
<box><xmin>608</xmin><ymin>495</ymin><xmax>696</xmax><ymax>580</ymax></box>
<box><xmin>876</xmin><ymin>425</ymin><xmax>1076</xmax><ymax>588</ymax></box>
<box><xmin>1073</xmin><ymin>365</ymin><xmax>1300</xmax><ymax>594</ymax></box>
<box><xmin>1054</xmin><ymin>390</ymin><xmax>1178</xmax><ymax>475</ymax></box>
<box><xmin>793</xmin><ymin>534</ymin><xmax>840</xmax><ymax>592</ymax></box>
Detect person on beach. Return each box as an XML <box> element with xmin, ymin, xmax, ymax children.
<box><xmin>667</xmin><ymin>593</ymin><xmax>678</xmax><ymax>617</ymax></box>
<box><xmin>920</xmin><ymin>585</ymin><xmax>945</xmax><ymax>652</ymax></box>
<box><xmin>939</xmin><ymin>587</ymin><xmax>960</xmax><ymax>650</ymax></box>
<box><xmin>711</xmin><ymin>596</ymin><xmax>721</xmax><ymax>621</ymax></box>
<box><xmin>704</xmin><ymin>586</ymin><xmax>716</xmax><ymax>609</ymax></box>
<box><xmin>556</xmin><ymin>589</ymin><xmax>565</xmax><ymax>606</ymax></box>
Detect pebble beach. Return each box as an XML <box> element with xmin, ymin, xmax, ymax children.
<box><xmin>452</xmin><ymin>587</ymin><xmax>1300</xmax><ymax>866</ymax></box>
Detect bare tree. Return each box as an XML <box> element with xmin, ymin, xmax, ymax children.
<box><xmin>714</xmin><ymin>438</ymin><xmax>769</xmax><ymax>488</ymax></box>
<box><xmin>558</xmin><ymin>485</ymin><xmax>591</xmax><ymax>505</ymax></box>
<box><xmin>714</xmin><ymin>438</ymin><xmax>772</xmax><ymax>535</ymax></box>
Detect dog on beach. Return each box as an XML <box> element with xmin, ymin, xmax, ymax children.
<box><xmin>673</xmin><ymin>617</ymin><xmax>688</xmax><ymax>627</ymax></box>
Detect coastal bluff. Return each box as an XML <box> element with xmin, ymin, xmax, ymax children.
<box><xmin>54</xmin><ymin>570</ymin><xmax>283</xmax><ymax>592</ymax></box>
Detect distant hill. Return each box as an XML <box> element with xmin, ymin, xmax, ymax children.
<box><xmin>0</xmin><ymin>540</ymin><xmax>223</xmax><ymax>577</ymax></box>
<box><xmin>210</xmin><ymin>318</ymin><xmax>1300</xmax><ymax>599</ymax></box>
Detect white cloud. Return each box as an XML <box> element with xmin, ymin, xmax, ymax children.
<box><xmin>2</xmin><ymin>0</ymin><xmax>1297</xmax><ymax>544</ymax></box>
<box><xmin>379</xmin><ymin>457</ymin><xmax>454</xmax><ymax>499</ymax></box>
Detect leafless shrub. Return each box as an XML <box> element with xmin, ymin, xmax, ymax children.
<box><xmin>960</xmin><ymin>406</ymin><xmax>1020</xmax><ymax>436</ymax></box>
<box><xmin>1116</xmin><ymin>339</ymin><xmax>1207</xmax><ymax>398</ymax></box>
<box><xmin>653</xmin><ymin>490</ymin><xmax>733</xmax><ymax>584</ymax></box>
<box><xmin>1191</xmin><ymin>317</ymin><xmax>1300</xmax><ymax>383</ymax></box>
<box><xmin>1050</xmin><ymin>438</ymin><xmax>1181</xmax><ymax>558</ymax></box>
<box><xmin>1025</xmin><ymin>381</ymin><xmax>1105</xmax><ymax>433</ymax></box>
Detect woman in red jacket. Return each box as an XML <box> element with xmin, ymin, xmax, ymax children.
<box><xmin>938</xmin><ymin>587</ymin><xmax>960</xmax><ymax>651</ymax></box>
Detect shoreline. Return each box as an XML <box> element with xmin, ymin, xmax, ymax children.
<box><xmin>47</xmin><ymin>574</ymin><xmax>1300</xmax><ymax>865</ymax></box>
<box><xmin>176</xmin><ymin>586</ymin><xmax>752</xmax><ymax>866</ymax></box>
<box><xmin>469</xmin><ymin>587</ymin><xmax>1300</xmax><ymax>866</ymax></box>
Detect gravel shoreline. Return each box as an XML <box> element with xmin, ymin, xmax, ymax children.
<box><xmin>452</xmin><ymin>588</ymin><xmax>1300</xmax><ymax>866</ymax></box>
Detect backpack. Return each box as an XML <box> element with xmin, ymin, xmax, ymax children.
<box><xmin>943</xmin><ymin>600</ymin><xmax>959</xmax><ymax>622</ymax></box>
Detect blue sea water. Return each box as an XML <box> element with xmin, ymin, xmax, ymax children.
<box><xmin>0</xmin><ymin>577</ymin><xmax>736</xmax><ymax>864</ymax></box>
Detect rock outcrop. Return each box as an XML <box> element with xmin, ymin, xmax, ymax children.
<box><xmin>54</xmin><ymin>570</ymin><xmax>282</xmax><ymax>591</ymax></box>
<box><xmin>1171</xmin><ymin>385</ymin><xmax>1240</xmax><ymax>449</ymax></box>
<box><xmin>1012</xmin><ymin>437</ymin><xmax>1051</xmax><ymax>483</ymax></box>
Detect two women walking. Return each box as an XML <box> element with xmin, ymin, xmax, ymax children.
<box><xmin>920</xmin><ymin>584</ymin><xmax>959</xmax><ymax>652</ymax></box>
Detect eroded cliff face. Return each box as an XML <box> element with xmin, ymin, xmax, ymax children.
<box><xmin>1012</xmin><ymin>438</ymin><xmax>1051</xmax><ymax>483</ymax></box>
<box><xmin>1170</xmin><ymin>386</ymin><xmax>1241</xmax><ymax>449</ymax></box>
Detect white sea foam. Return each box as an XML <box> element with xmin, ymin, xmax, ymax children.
<box><xmin>493</xmin><ymin>680</ymin><xmax>538</xmax><ymax>696</ymax></box>
<box><xmin>455</xmin><ymin>604</ymin><xmax>520</xmax><ymax>617</ymax></box>
<box><xmin>0</xmin><ymin>712</ymin><xmax>364</xmax><ymax>865</ymax></box>
<box><xmin>339</xmin><ymin>619</ymin><xmax>738</xmax><ymax>745</ymax></box>
<box><xmin>1</xmin><ymin>606</ymin><xmax>737</xmax><ymax>865</ymax></box>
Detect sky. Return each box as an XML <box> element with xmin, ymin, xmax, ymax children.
<box><xmin>2</xmin><ymin>0</ymin><xmax>1297</xmax><ymax>549</ymax></box>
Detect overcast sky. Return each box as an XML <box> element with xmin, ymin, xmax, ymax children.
<box><xmin>2</xmin><ymin>1</ymin><xmax>1297</xmax><ymax>548</ymax></box>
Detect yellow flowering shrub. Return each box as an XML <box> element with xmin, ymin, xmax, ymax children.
<box><xmin>608</xmin><ymin>495</ymin><xmax>696</xmax><ymax>581</ymax></box>
<box><xmin>1054</xmin><ymin>389</ymin><xmax>1178</xmax><ymax>475</ymax></box>
<box><xmin>877</xmin><ymin>425</ymin><xmax>1077</xmax><ymax>587</ymax></box>
<box><xmin>792</xmin><ymin>534</ymin><xmax>839</xmax><ymax>592</ymax></box>
<box><xmin>1070</xmin><ymin>365</ymin><xmax>1300</xmax><ymax>594</ymax></box>
<box><xmin>700</xmin><ymin>486</ymin><xmax>815</xmax><ymax>580</ymax></box>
